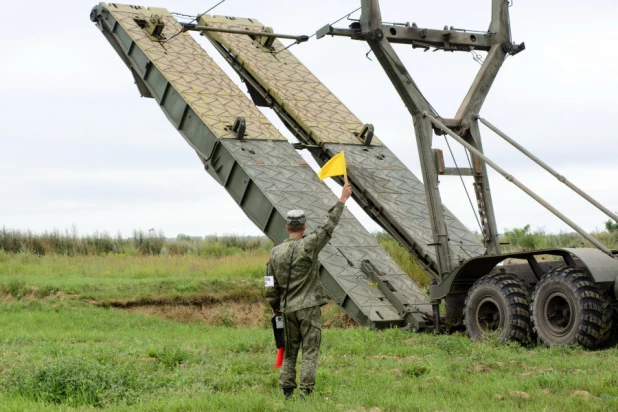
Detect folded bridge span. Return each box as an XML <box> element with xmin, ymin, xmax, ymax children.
<box><xmin>91</xmin><ymin>3</ymin><xmax>432</xmax><ymax>329</ymax></box>
<box><xmin>200</xmin><ymin>15</ymin><xmax>486</xmax><ymax>278</ymax></box>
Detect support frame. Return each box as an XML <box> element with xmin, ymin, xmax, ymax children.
<box><xmin>321</xmin><ymin>0</ymin><xmax>526</xmax><ymax>272</ymax></box>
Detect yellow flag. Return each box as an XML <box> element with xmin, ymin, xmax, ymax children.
<box><xmin>317</xmin><ymin>151</ymin><xmax>347</xmax><ymax>182</ymax></box>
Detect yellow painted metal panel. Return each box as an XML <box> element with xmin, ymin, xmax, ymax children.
<box><xmin>103</xmin><ymin>4</ymin><xmax>285</xmax><ymax>141</ymax></box>
<box><xmin>200</xmin><ymin>15</ymin><xmax>383</xmax><ymax>146</ymax></box>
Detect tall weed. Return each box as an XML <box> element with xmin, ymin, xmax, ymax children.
<box><xmin>146</xmin><ymin>345</ymin><xmax>189</xmax><ymax>368</ymax></box>
<box><xmin>0</xmin><ymin>228</ymin><xmax>273</xmax><ymax>257</ymax></box>
<box><xmin>375</xmin><ymin>232</ymin><xmax>431</xmax><ymax>287</ymax></box>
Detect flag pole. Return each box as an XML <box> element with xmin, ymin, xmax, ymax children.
<box><xmin>344</xmin><ymin>173</ymin><xmax>348</xmax><ymax>186</ymax></box>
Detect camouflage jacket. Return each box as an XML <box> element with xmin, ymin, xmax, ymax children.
<box><xmin>265</xmin><ymin>201</ymin><xmax>345</xmax><ymax>313</ymax></box>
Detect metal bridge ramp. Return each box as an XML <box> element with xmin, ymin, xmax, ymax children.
<box><xmin>201</xmin><ymin>15</ymin><xmax>486</xmax><ymax>277</ymax></box>
<box><xmin>91</xmin><ymin>3</ymin><xmax>430</xmax><ymax>328</ymax></box>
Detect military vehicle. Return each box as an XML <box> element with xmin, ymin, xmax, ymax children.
<box><xmin>90</xmin><ymin>0</ymin><xmax>618</xmax><ymax>348</ymax></box>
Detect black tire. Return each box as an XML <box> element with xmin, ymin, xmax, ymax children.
<box><xmin>464</xmin><ymin>272</ymin><xmax>532</xmax><ymax>343</ymax></box>
<box><xmin>531</xmin><ymin>267</ymin><xmax>613</xmax><ymax>349</ymax></box>
<box><xmin>598</xmin><ymin>287</ymin><xmax>616</xmax><ymax>347</ymax></box>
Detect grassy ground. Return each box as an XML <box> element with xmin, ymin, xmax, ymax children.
<box><xmin>0</xmin><ymin>251</ymin><xmax>267</xmax><ymax>305</ymax></box>
<box><xmin>3</xmin><ymin>224</ymin><xmax>616</xmax><ymax>292</ymax></box>
<box><xmin>0</xmin><ymin>239</ymin><xmax>431</xmax><ymax>305</ymax></box>
<box><xmin>1</xmin><ymin>299</ymin><xmax>618</xmax><ymax>411</ymax></box>
<box><xmin>2</xmin><ymin>230</ymin><xmax>618</xmax><ymax>410</ymax></box>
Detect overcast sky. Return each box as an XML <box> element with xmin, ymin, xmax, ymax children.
<box><xmin>1</xmin><ymin>0</ymin><xmax>617</xmax><ymax>238</ymax></box>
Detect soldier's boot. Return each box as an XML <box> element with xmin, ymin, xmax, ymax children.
<box><xmin>283</xmin><ymin>388</ymin><xmax>294</xmax><ymax>400</ymax></box>
<box><xmin>300</xmin><ymin>388</ymin><xmax>312</xmax><ymax>399</ymax></box>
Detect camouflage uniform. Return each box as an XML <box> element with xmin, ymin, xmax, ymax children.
<box><xmin>265</xmin><ymin>201</ymin><xmax>344</xmax><ymax>391</ymax></box>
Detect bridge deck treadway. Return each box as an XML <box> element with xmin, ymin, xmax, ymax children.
<box><xmin>200</xmin><ymin>15</ymin><xmax>486</xmax><ymax>276</ymax></box>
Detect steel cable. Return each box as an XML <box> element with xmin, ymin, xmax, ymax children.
<box><xmin>444</xmin><ymin>136</ymin><xmax>484</xmax><ymax>235</ymax></box>
<box><xmin>164</xmin><ymin>0</ymin><xmax>228</xmax><ymax>43</ymax></box>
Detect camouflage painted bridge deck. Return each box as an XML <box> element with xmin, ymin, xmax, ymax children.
<box><xmin>91</xmin><ymin>3</ymin><xmax>430</xmax><ymax>328</ymax></box>
<box><xmin>201</xmin><ymin>15</ymin><xmax>486</xmax><ymax>277</ymax></box>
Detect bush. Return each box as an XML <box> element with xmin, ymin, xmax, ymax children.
<box><xmin>204</xmin><ymin>235</ymin><xmax>273</xmax><ymax>252</ymax></box>
<box><xmin>0</xmin><ymin>228</ymin><xmax>276</xmax><ymax>257</ymax></box>
<box><xmin>0</xmin><ymin>228</ymin><xmax>122</xmax><ymax>256</ymax></box>
<box><xmin>501</xmin><ymin>224</ymin><xmax>617</xmax><ymax>252</ymax></box>
<box><xmin>132</xmin><ymin>229</ymin><xmax>165</xmax><ymax>255</ymax></box>
<box><xmin>201</xmin><ymin>242</ymin><xmax>243</xmax><ymax>258</ymax></box>
<box><xmin>0</xmin><ymin>279</ymin><xmax>30</xmax><ymax>299</ymax></box>
<box><xmin>167</xmin><ymin>241</ymin><xmax>190</xmax><ymax>256</ymax></box>
<box><xmin>503</xmin><ymin>224</ymin><xmax>539</xmax><ymax>250</ymax></box>
<box><xmin>2</xmin><ymin>356</ymin><xmax>156</xmax><ymax>407</ymax></box>
<box><xmin>606</xmin><ymin>218</ymin><xmax>618</xmax><ymax>233</ymax></box>
<box><xmin>176</xmin><ymin>234</ymin><xmax>193</xmax><ymax>242</ymax></box>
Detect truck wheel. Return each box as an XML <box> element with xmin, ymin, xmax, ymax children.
<box><xmin>598</xmin><ymin>288</ymin><xmax>616</xmax><ymax>347</ymax></box>
<box><xmin>531</xmin><ymin>267</ymin><xmax>613</xmax><ymax>349</ymax></box>
<box><xmin>464</xmin><ymin>272</ymin><xmax>532</xmax><ymax>342</ymax></box>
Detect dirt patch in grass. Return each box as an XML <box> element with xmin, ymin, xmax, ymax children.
<box><xmin>322</xmin><ymin>302</ymin><xmax>359</xmax><ymax>329</ymax></box>
<box><xmin>113</xmin><ymin>299</ymin><xmax>359</xmax><ymax>329</ymax></box>
<box><xmin>371</xmin><ymin>355</ymin><xmax>422</xmax><ymax>362</ymax></box>
<box><xmin>119</xmin><ymin>301</ymin><xmax>270</xmax><ymax>327</ymax></box>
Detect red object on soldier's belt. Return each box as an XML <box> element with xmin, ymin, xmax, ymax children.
<box><xmin>274</xmin><ymin>347</ymin><xmax>284</xmax><ymax>369</ymax></box>
<box><xmin>272</xmin><ymin>315</ymin><xmax>285</xmax><ymax>369</ymax></box>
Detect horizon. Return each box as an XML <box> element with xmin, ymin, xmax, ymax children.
<box><xmin>1</xmin><ymin>224</ymin><xmax>614</xmax><ymax>240</ymax></box>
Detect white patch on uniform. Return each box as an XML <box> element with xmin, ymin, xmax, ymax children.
<box><xmin>264</xmin><ymin>276</ymin><xmax>275</xmax><ymax>287</ymax></box>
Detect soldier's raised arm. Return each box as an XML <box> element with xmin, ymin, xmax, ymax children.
<box><xmin>304</xmin><ymin>184</ymin><xmax>352</xmax><ymax>254</ymax></box>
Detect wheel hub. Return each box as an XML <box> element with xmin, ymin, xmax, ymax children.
<box><xmin>543</xmin><ymin>291</ymin><xmax>575</xmax><ymax>337</ymax></box>
<box><xmin>475</xmin><ymin>296</ymin><xmax>503</xmax><ymax>333</ymax></box>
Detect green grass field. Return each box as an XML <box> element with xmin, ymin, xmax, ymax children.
<box><xmin>0</xmin><ymin>251</ymin><xmax>267</xmax><ymax>305</ymax></box>
<box><xmin>1</xmin><ymin>299</ymin><xmax>618</xmax><ymax>411</ymax></box>
<box><xmin>1</xmin><ymin>229</ymin><xmax>618</xmax><ymax>410</ymax></box>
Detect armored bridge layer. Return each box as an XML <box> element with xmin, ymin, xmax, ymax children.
<box><xmin>90</xmin><ymin>3</ymin><xmax>430</xmax><ymax>329</ymax></box>
<box><xmin>200</xmin><ymin>16</ymin><xmax>485</xmax><ymax>279</ymax></box>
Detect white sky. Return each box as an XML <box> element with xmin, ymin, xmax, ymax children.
<box><xmin>1</xmin><ymin>0</ymin><xmax>617</xmax><ymax>238</ymax></box>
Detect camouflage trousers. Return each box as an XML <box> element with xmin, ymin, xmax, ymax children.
<box><xmin>280</xmin><ymin>306</ymin><xmax>322</xmax><ymax>390</ymax></box>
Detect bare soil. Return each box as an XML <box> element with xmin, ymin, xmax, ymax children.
<box><xmin>119</xmin><ymin>300</ymin><xmax>270</xmax><ymax>327</ymax></box>
<box><xmin>113</xmin><ymin>299</ymin><xmax>358</xmax><ymax>328</ymax></box>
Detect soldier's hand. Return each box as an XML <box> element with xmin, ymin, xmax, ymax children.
<box><xmin>340</xmin><ymin>184</ymin><xmax>352</xmax><ymax>203</ymax></box>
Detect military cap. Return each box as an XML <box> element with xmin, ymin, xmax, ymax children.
<box><xmin>286</xmin><ymin>210</ymin><xmax>306</xmax><ymax>225</ymax></box>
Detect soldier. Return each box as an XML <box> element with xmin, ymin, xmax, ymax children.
<box><xmin>265</xmin><ymin>184</ymin><xmax>353</xmax><ymax>400</ymax></box>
